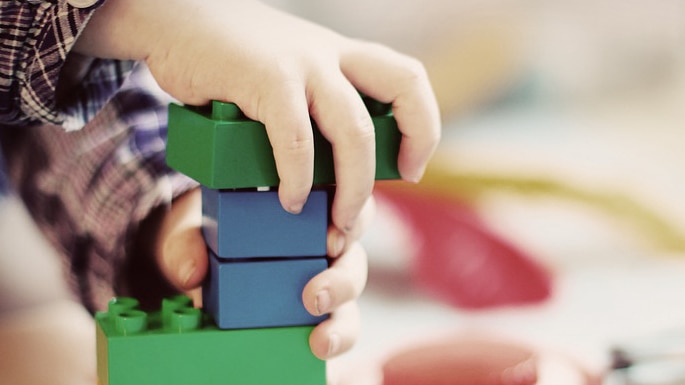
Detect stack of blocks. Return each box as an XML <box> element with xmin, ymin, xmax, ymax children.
<box><xmin>95</xmin><ymin>98</ymin><xmax>401</xmax><ymax>385</ymax></box>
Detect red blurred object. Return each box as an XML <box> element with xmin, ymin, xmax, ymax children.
<box><xmin>375</xmin><ymin>184</ymin><xmax>552</xmax><ymax>309</ymax></box>
<box><xmin>382</xmin><ymin>335</ymin><xmax>537</xmax><ymax>385</ymax></box>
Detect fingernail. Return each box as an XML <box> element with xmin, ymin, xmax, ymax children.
<box><xmin>179</xmin><ymin>259</ymin><xmax>196</xmax><ymax>287</ymax></box>
<box><xmin>402</xmin><ymin>166</ymin><xmax>426</xmax><ymax>184</ymax></box>
<box><xmin>406</xmin><ymin>175</ymin><xmax>421</xmax><ymax>183</ymax></box>
<box><xmin>315</xmin><ymin>290</ymin><xmax>331</xmax><ymax>315</ymax></box>
<box><xmin>287</xmin><ymin>202</ymin><xmax>304</xmax><ymax>214</ymax></box>
<box><xmin>405</xmin><ymin>172</ymin><xmax>422</xmax><ymax>184</ymax></box>
<box><xmin>342</xmin><ymin>216</ymin><xmax>358</xmax><ymax>234</ymax></box>
<box><xmin>327</xmin><ymin>333</ymin><xmax>341</xmax><ymax>358</ymax></box>
<box><xmin>330</xmin><ymin>231</ymin><xmax>345</xmax><ymax>257</ymax></box>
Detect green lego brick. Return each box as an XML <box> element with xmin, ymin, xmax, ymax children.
<box><xmin>166</xmin><ymin>98</ymin><xmax>401</xmax><ymax>189</ymax></box>
<box><xmin>96</xmin><ymin>296</ymin><xmax>324</xmax><ymax>385</ymax></box>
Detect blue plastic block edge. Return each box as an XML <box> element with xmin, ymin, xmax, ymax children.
<box><xmin>202</xmin><ymin>188</ymin><xmax>328</xmax><ymax>258</ymax></box>
<box><xmin>203</xmin><ymin>252</ymin><xmax>329</xmax><ymax>329</ymax></box>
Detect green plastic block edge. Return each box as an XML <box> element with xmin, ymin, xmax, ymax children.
<box><xmin>166</xmin><ymin>100</ymin><xmax>401</xmax><ymax>189</ymax></box>
<box><xmin>96</xmin><ymin>296</ymin><xmax>324</xmax><ymax>385</ymax></box>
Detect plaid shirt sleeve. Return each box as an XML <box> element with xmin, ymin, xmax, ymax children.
<box><xmin>0</xmin><ymin>1</ymin><xmax>199</xmax><ymax>310</ymax></box>
<box><xmin>3</xmin><ymin>64</ymin><xmax>199</xmax><ymax>312</ymax></box>
<box><xmin>0</xmin><ymin>0</ymin><xmax>132</xmax><ymax>129</ymax></box>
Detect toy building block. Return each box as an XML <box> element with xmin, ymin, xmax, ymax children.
<box><xmin>96</xmin><ymin>296</ymin><xmax>324</xmax><ymax>385</ymax></box>
<box><xmin>202</xmin><ymin>187</ymin><xmax>328</xmax><ymax>258</ymax></box>
<box><xmin>166</xmin><ymin>98</ymin><xmax>401</xmax><ymax>189</ymax></box>
<box><xmin>203</xmin><ymin>251</ymin><xmax>328</xmax><ymax>329</ymax></box>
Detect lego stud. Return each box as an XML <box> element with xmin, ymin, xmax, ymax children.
<box><xmin>114</xmin><ymin>310</ymin><xmax>148</xmax><ymax>336</ymax></box>
<box><xmin>162</xmin><ymin>295</ymin><xmax>193</xmax><ymax>327</ymax></box>
<box><xmin>107</xmin><ymin>297</ymin><xmax>140</xmax><ymax>318</ymax></box>
<box><xmin>211</xmin><ymin>100</ymin><xmax>245</xmax><ymax>121</ymax></box>
<box><xmin>169</xmin><ymin>307</ymin><xmax>202</xmax><ymax>332</ymax></box>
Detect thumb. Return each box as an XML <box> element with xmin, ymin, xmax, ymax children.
<box><xmin>155</xmin><ymin>189</ymin><xmax>208</xmax><ymax>293</ymax></box>
<box><xmin>158</xmin><ymin>226</ymin><xmax>208</xmax><ymax>291</ymax></box>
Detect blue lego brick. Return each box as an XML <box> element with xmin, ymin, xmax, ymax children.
<box><xmin>203</xmin><ymin>251</ymin><xmax>328</xmax><ymax>329</ymax></box>
<box><xmin>96</xmin><ymin>296</ymin><xmax>325</xmax><ymax>385</ymax></box>
<box><xmin>202</xmin><ymin>188</ymin><xmax>328</xmax><ymax>258</ymax></box>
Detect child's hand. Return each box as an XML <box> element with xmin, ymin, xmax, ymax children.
<box><xmin>154</xmin><ymin>188</ymin><xmax>374</xmax><ymax>359</ymax></box>
<box><xmin>302</xmin><ymin>196</ymin><xmax>375</xmax><ymax>359</ymax></box>
<box><xmin>75</xmin><ymin>0</ymin><xmax>441</xmax><ymax>236</ymax></box>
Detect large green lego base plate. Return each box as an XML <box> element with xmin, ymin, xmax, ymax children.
<box><xmin>96</xmin><ymin>296</ymin><xmax>324</xmax><ymax>385</ymax></box>
<box><xmin>166</xmin><ymin>99</ymin><xmax>401</xmax><ymax>189</ymax></box>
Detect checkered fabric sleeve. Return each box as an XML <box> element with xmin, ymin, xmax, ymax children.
<box><xmin>3</xmin><ymin>65</ymin><xmax>199</xmax><ymax>312</ymax></box>
<box><xmin>0</xmin><ymin>0</ymin><xmax>133</xmax><ymax>129</ymax></box>
<box><xmin>0</xmin><ymin>2</ymin><xmax>202</xmax><ymax>311</ymax></box>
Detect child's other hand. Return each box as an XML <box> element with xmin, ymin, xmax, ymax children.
<box><xmin>76</xmin><ymin>0</ymin><xmax>440</xmax><ymax>236</ymax></box>
<box><xmin>154</xmin><ymin>189</ymin><xmax>207</xmax><ymax>303</ymax></box>
<box><xmin>154</xmin><ymin>189</ymin><xmax>374</xmax><ymax>359</ymax></box>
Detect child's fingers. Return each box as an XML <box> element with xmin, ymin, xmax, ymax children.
<box><xmin>308</xmin><ymin>301</ymin><xmax>361</xmax><ymax>360</ymax></box>
<box><xmin>247</xmin><ymin>80</ymin><xmax>315</xmax><ymax>214</ymax></box>
<box><xmin>327</xmin><ymin>195</ymin><xmax>376</xmax><ymax>258</ymax></box>
<box><xmin>155</xmin><ymin>189</ymin><xmax>208</xmax><ymax>294</ymax></box>
<box><xmin>340</xmin><ymin>41</ymin><xmax>442</xmax><ymax>183</ymax></box>
<box><xmin>302</xmin><ymin>241</ymin><xmax>368</xmax><ymax>319</ymax></box>
<box><xmin>308</xmin><ymin>70</ymin><xmax>376</xmax><ymax>233</ymax></box>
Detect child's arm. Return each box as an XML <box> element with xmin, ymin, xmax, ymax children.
<box><xmin>74</xmin><ymin>0</ymin><xmax>441</xmax><ymax>236</ymax></box>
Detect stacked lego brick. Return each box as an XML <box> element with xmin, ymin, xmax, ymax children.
<box><xmin>95</xmin><ymin>296</ymin><xmax>321</xmax><ymax>385</ymax></box>
<box><xmin>96</xmin><ymin>99</ymin><xmax>400</xmax><ymax>385</ymax></box>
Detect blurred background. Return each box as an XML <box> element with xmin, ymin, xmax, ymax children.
<box><xmin>265</xmin><ymin>1</ymin><xmax>685</xmax><ymax>383</ymax></box>
<box><xmin>3</xmin><ymin>1</ymin><xmax>685</xmax><ymax>384</ymax></box>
